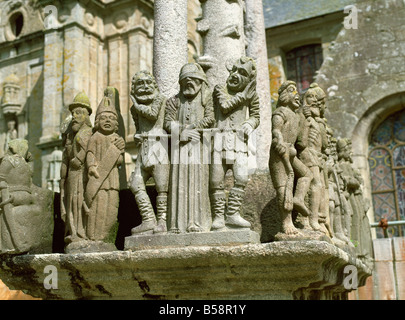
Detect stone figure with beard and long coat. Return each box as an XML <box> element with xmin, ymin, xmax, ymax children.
<box><xmin>129</xmin><ymin>71</ymin><xmax>170</xmax><ymax>235</ymax></box>
<box><xmin>60</xmin><ymin>92</ymin><xmax>93</xmax><ymax>244</ymax></box>
<box><xmin>164</xmin><ymin>63</ymin><xmax>215</xmax><ymax>234</ymax></box>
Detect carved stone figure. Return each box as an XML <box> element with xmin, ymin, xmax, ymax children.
<box><xmin>336</xmin><ymin>138</ymin><xmax>357</xmax><ymax>248</ymax></box>
<box><xmin>326</xmin><ymin>136</ymin><xmax>352</xmax><ymax>248</ymax></box>
<box><xmin>4</xmin><ymin>119</ymin><xmax>18</xmax><ymax>152</ymax></box>
<box><xmin>210</xmin><ymin>56</ymin><xmax>260</xmax><ymax>231</ymax></box>
<box><xmin>269</xmin><ymin>81</ymin><xmax>313</xmax><ymax>237</ymax></box>
<box><xmin>128</xmin><ymin>71</ymin><xmax>170</xmax><ymax>235</ymax></box>
<box><xmin>84</xmin><ymin>89</ymin><xmax>125</xmax><ymax>241</ymax></box>
<box><xmin>299</xmin><ymin>83</ymin><xmax>329</xmax><ymax>233</ymax></box>
<box><xmin>337</xmin><ymin>138</ymin><xmax>372</xmax><ymax>259</ymax></box>
<box><xmin>0</xmin><ymin>139</ymin><xmax>53</xmax><ymax>254</ymax></box>
<box><xmin>60</xmin><ymin>92</ymin><xmax>93</xmax><ymax>244</ymax></box>
<box><xmin>164</xmin><ymin>63</ymin><xmax>215</xmax><ymax>233</ymax></box>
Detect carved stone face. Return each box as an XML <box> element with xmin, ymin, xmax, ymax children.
<box><xmin>226</xmin><ymin>60</ymin><xmax>253</xmax><ymax>93</ymax></box>
<box><xmin>180</xmin><ymin>77</ymin><xmax>203</xmax><ymax>100</ymax></box>
<box><xmin>304</xmin><ymin>90</ymin><xmax>320</xmax><ymax>117</ymax></box>
<box><xmin>132</xmin><ymin>73</ymin><xmax>156</xmax><ymax>104</ymax></box>
<box><xmin>98</xmin><ymin>111</ymin><xmax>118</xmax><ymax>135</ymax></box>
<box><xmin>71</xmin><ymin>106</ymin><xmax>89</xmax><ymax>133</ymax></box>
<box><xmin>278</xmin><ymin>83</ymin><xmax>300</xmax><ymax>111</ymax></box>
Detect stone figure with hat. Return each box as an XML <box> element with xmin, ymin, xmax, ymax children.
<box><xmin>60</xmin><ymin>91</ymin><xmax>93</xmax><ymax>244</ymax></box>
<box><xmin>209</xmin><ymin>56</ymin><xmax>260</xmax><ymax>231</ymax></box>
<box><xmin>269</xmin><ymin>80</ymin><xmax>313</xmax><ymax>239</ymax></box>
<box><xmin>163</xmin><ymin>62</ymin><xmax>215</xmax><ymax>233</ymax></box>
<box><xmin>84</xmin><ymin>88</ymin><xmax>125</xmax><ymax>242</ymax></box>
<box><xmin>129</xmin><ymin>71</ymin><xmax>170</xmax><ymax>235</ymax></box>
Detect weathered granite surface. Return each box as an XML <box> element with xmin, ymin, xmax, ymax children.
<box><xmin>0</xmin><ymin>241</ymin><xmax>371</xmax><ymax>300</ymax></box>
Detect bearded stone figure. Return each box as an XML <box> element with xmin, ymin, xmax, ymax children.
<box><xmin>210</xmin><ymin>56</ymin><xmax>260</xmax><ymax>231</ymax></box>
<box><xmin>60</xmin><ymin>92</ymin><xmax>93</xmax><ymax>244</ymax></box>
<box><xmin>129</xmin><ymin>71</ymin><xmax>170</xmax><ymax>235</ymax></box>
<box><xmin>298</xmin><ymin>83</ymin><xmax>329</xmax><ymax>234</ymax></box>
<box><xmin>164</xmin><ymin>63</ymin><xmax>215</xmax><ymax>234</ymax></box>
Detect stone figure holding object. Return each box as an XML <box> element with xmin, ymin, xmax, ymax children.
<box><xmin>84</xmin><ymin>89</ymin><xmax>125</xmax><ymax>242</ymax></box>
<box><xmin>60</xmin><ymin>92</ymin><xmax>93</xmax><ymax>244</ymax></box>
<box><xmin>210</xmin><ymin>56</ymin><xmax>260</xmax><ymax>231</ymax></box>
<box><xmin>269</xmin><ymin>81</ymin><xmax>313</xmax><ymax>238</ymax></box>
<box><xmin>129</xmin><ymin>71</ymin><xmax>170</xmax><ymax>235</ymax></box>
<box><xmin>164</xmin><ymin>63</ymin><xmax>215</xmax><ymax>234</ymax></box>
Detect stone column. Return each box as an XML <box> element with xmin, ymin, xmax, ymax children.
<box><xmin>197</xmin><ymin>0</ymin><xmax>246</xmax><ymax>88</ymax></box>
<box><xmin>153</xmin><ymin>0</ymin><xmax>189</xmax><ymax>98</ymax></box>
<box><xmin>245</xmin><ymin>0</ymin><xmax>271</xmax><ymax>172</ymax></box>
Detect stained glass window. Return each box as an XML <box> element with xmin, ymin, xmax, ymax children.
<box><xmin>285</xmin><ymin>44</ymin><xmax>323</xmax><ymax>93</ymax></box>
<box><xmin>369</xmin><ymin>109</ymin><xmax>405</xmax><ymax>238</ymax></box>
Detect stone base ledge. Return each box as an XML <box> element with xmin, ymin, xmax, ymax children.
<box><xmin>124</xmin><ymin>230</ymin><xmax>261</xmax><ymax>250</ymax></box>
<box><xmin>0</xmin><ymin>240</ymin><xmax>372</xmax><ymax>300</ymax></box>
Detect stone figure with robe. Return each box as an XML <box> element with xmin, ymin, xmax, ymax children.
<box><xmin>84</xmin><ymin>89</ymin><xmax>125</xmax><ymax>241</ymax></box>
<box><xmin>163</xmin><ymin>63</ymin><xmax>215</xmax><ymax>234</ymax></box>
<box><xmin>60</xmin><ymin>92</ymin><xmax>93</xmax><ymax>244</ymax></box>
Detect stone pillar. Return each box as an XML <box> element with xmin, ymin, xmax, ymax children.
<box><xmin>153</xmin><ymin>0</ymin><xmax>189</xmax><ymax>98</ymax></box>
<box><xmin>197</xmin><ymin>0</ymin><xmax>246</xmax><ymax>88</ymax></box>
<box><xmin>244</xmin><ymin>0</ymin><xmax>271</xmax><ymax>172</ymax></box>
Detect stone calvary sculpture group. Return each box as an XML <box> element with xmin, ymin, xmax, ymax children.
<box><xmin>0</xmin><ymin>56</ymin><xmax>373</xmax><ymax>265</ymax></box>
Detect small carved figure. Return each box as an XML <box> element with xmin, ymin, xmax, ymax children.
<box><xmin>4</xmin><ymin>119</ymin><xmax>18</xmax><ymax>152</ymax></box>
<box><xmin>128</xmin><ymin>71</ymin><xmax>170</xmax><ymax>235</ymax></box>
<box><xmin>60</xmin><ymin>92</ymin><xmax>93</xmax><ymax>244</ymax></box>
<box><xmin>269</xmin><ymin>81</ymin><xmax>313</xmax><ymax>237</ymax></box>
<box><xmin>164</xmin><ymin>63</ymin><xmax>215</xmax><ymax>233</ymax></box>
<box><xmin>210</xmin><ymin>56</ymin><xmax>260</xmax><ymax>230</ymax></box>
<box><xmin>84</xmin><ymin>89</ymin><xmax>125</xmax><ymax>241</ymax></box>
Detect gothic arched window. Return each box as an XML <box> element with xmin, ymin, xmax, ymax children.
<box><xmin>368</xmin><ymin>109</ymin><xmax>405</xmax><ymax>238</ymax></box>
<box><xmin>285</xmin><ymin>44</ymin><xmax>323</xmax><ymax>93</ymax></box>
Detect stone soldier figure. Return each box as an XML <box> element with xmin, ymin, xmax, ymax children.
<box><xmin>84</xmin><ymin>89</ymin><xmax>125</xmax><ymax>241</ymax></box>
<box><xmin>60</xmin><ymin>92</ymin><xmax>93</xmax><ymax>244</ymax></box>
<box><xmin>164</xmin><ymin>62</ymin><xmax>215</xmax><ymax>234</ymax></box>
<box><xmin>269</xmin><ymin>81</ymin><xmax>313</xmax><ymax>237</ymax></box>
<box><xmin>129</xmin><ymin>71</ymin><xmax>170</xmax><ymax>235</ymax></box>
<box><xmin>210</xmin><ymin>56</ymin><xmax>260</xmax><ymax>231</ymax></box>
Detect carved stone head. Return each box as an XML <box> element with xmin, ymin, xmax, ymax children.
<box><xmin>94</xmin><ymin>94</ymin><xmax>118</xmax><ymax>135</ymax></box>
<box><xmin>276</xmin><ymin>80</ymin><xmax>300</xmax><ymax>111</ymax></box>
<box><xmin>303</xmin><ymin>83</ymin><xmax>323</xmax><ymax>118</ymax></box>
<box><xmin>226</xmin><ymin>56</ymin><xmax>256</xmax><ymax>93</ymax></box>
<box><xmin>337</xmin><ymin>138</ymin><xmax>353</xmax><ymax>163</ymax></box>
<box><xmin>179</xmin><ymin>63</ymin><xmax>207</xmax><ymax>100</ymax></box>
<box><xmin>69</xmin><ymin>92</ymin><xmax>92</xmax><ymax>133</ymax></box>
<box><xmin>131</xmin><ymin>71</ymin><xmax>159</xmax><ymax>104</ymax></box>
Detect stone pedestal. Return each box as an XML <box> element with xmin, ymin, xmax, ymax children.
<box><xmin>124</xmin><ymin>230</ymin><xmax>260</xmax><ymax>250</ymax></box>
<box><xmin>0</xmin><ymin>240</ymin><xmax>371</xmax><ymax>300</ymax></box>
